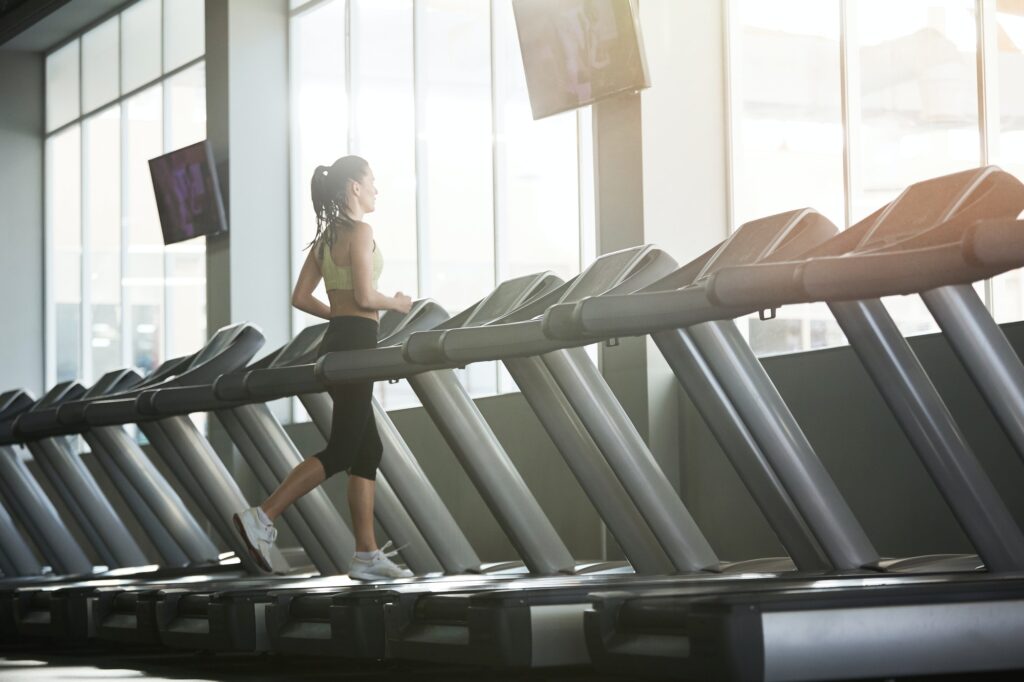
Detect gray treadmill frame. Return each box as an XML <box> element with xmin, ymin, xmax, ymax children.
<box><xmin>0</xmin><ymin>444</ymin><xmax>93</xmax><ymax>575</ymax></box>
<box><xmin>0</xmin><ymin>497</ymin><xmax>42</xmax><ymax>577</ymax></box>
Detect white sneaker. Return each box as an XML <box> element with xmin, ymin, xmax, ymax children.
<box><xmin>232</xmin><ymin>507</ymin><xmax>277</xmax><ymax>573</ymax></box>
<box><xmin>349</xmin><ymin>541</ymin><xmax>413</xmax><ymax>580</ymax></box>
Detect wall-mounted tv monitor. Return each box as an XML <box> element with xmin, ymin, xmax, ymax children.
<box><xmin>149</xmin><ymin>139</ymin><xmax>228</xmax><ymax>245</ymax></box>
<box><xmin>513</xmin><ymin>0</ymin><xmax>650</xmax><ymax>120</ymax></box>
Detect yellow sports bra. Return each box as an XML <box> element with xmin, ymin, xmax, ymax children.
<box><xmin>318</xmin><ymin>238</ymin><xmax>383</xmax><ymax>292</ymax></box>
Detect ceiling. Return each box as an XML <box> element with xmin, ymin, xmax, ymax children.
<box><xmin>1</xmin><ymin>0</ymin><xmax>127</xmax><ymax>52</ymax></box>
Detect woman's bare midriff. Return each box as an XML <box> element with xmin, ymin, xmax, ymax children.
<box><xmin>326</xmin><ymin>289</ymin><xmax>379</xmax><ymax>321</ymax></box>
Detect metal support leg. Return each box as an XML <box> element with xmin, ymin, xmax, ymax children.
<box><xmin>27</xmin><ymin>437</ymin><xmax>148</xmax><ymax>568</ymax></box>
<box><xmin>504</xmin><ymin>355</ymin><xmax>675</xmax><ymax>575</ymax></box>
<box><xmin>685</xmin><ymin>321</ymin><xmax>880</xmax><ymax>570</ymax></box>
<box><xmin>0</xmin><ymin>457</ymin><xmax>55</xmax><ymax>569</ymax></box>
<box><xmin>654</xmin><ymin>326</ymin><xmax>834</xmax><ymax>572</ymax></box>
<box><xmin>408</xmin><ymin>370</ymin><xmax>576</xmax><ymax>575</ymax></box>
<box><xmin>831</xmin><ymin>298</ymin><xmax>1024</xmax><ymax>572</ymax></box>
<box><xmin>83</xmin><ymin>430</ymin><xmax>188</xmax><ymax>567</ymax></box>
<box><xmin>542</xmin><ymin>347</ymin><xmax>719</xmax><ymax>573</ymax></box>
<box><xmin>0</xmin><ymin>445</ymin><xmax>93</xmax><ymax>574</ymax></box>
<box><xmin>921</xmin><ymin>284</ymin><xmax>1024</xmax><ymax>464</ymax></box>
<box><xmin>26</xmin><ymin>440</ymin><xmax>117</xmax><ymax>568</ymax></box>
<box><xmin>140</xmin><ymin>418</ymin><xmax>286</xmax><ymax>574</ymax></box>
<box><xmin>0</xmin><ymin>498</ymin><xmax>41</xmax><ymax>576</ymax></box>
<box><xmin>87</xmin><ymin>426</ymin><xmax>217</xmax><ymax>565</ymax></box>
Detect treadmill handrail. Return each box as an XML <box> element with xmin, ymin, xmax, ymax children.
<box><xmin>964</xmin><ymin>217</ymin><xmax>1024</xmax><ymax>270</ymax></box>
<box><xmin>540</xmin><ymin>208</ymin><xmax>841</xmax><ymax>341</ymax></box>
<box><xmin>0</xmin><ymin>390</ymin><xmax>35</xmax><ymax>421</ymax></box>
<box><xmin>706</xmin><ymin>217</ymin><xmax>1024</xmax><ymax>309</ymax></box>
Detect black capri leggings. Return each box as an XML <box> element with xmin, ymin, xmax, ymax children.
<box><xmin>311</xmin><ymin>316</ymin><xmax>382</xmax><ymax>480</ymax></box>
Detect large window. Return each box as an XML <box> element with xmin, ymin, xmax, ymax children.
<box><xmin>290</xmin><ymin>0</ymin><xmax>594</xmax><ymax>408</ymax></box>
<box><xmin>45</xmin><ymin>0</ymin><xmax>206</xmax><ymax>386</ymax></box>
<box><xmin>730</xmin><ymin>0</ymin><xmax>1024</xmax><ymax>356</ymax></box>
<box><xmin>990</xmin><ymin>1</ymin><xmax>1024</xmax><ymax>322</ymax></box>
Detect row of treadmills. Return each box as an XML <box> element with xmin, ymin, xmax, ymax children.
<box><xmin>2</xmin><ymin>166</ymin><xmax>1024</xmax><ymax>681</ymax></box>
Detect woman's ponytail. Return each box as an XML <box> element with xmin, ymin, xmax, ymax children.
<box><xmin>306</xmin><ymin>156</ymin><xmax>369</xmax><ymax>253</ymax></box>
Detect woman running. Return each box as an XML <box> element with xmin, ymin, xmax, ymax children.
<box><xmin>234</xmin><ymin>155</ymin><xmax>413</xmax><ymax>580</ymax></box>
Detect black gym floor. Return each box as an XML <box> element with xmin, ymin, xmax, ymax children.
<box><xmin>1</xmin><ymin>638</ymin><xmax>1023</xmax><ymax>682</ymax></box>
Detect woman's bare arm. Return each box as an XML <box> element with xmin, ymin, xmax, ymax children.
<box><xmin>291</xmin><ymin>248</ymin><xmax>333</xmax><ymax>319</ymax></box>
<box><xmin>350</xmin><ymin>223</ymin><xmax>410</xmax><ymax>312</ymax></box>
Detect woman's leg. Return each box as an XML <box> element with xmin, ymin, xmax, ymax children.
<box><xmin>347</xmin><ymin>399</ymin><xmax>384</xmax><ymax>552</ymax></box>
<box><xmin>347</xmin><ymin>474</ymin><xmax>377</xmax><ymax>552</ymax></box>
<box><xmin>260</xmin><ymin>457</ymin><xmax>326</xmax><ymax>521</ymax></box>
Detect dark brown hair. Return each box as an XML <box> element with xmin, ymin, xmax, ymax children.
<box><xmin>307</xmin><ymin>155</ymin><xmax>369</xmax><ymax>254</ymax></box>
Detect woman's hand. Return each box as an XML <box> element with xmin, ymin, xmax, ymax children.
<box><xmin>393</xmin><ymin>292</ymin><xmax>413</xmax><ymax>314</ymax></box>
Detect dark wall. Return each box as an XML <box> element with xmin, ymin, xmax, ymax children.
<box><xmin>677</xmin><ymin>319</ymin><xmax>1024</xmax><ymax>562</ymax></box>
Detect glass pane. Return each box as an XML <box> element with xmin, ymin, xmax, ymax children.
<box><xmin>122</xmin><ymin>0</ymin><xmax>162</xmax><ymax>93</ymax></box>
<box><xmin>165</xmin><ymin>63</ymin><xmax>207</xmax><ymax>149</ymax></box>
<box><xmin>495</xmin><ymin>0</ymin><xmax>580</xmax><ymax>284</ymax></box>
<box><xmin>991</xmin><ymin>0</ymin><xmax>1024</xmax><ymax>323</ymax></box>
<box><xmin>165</xmin><ymin>243</ymin><xmax>207</xmax><ymax>358</ymax></box>
<box><xmin>83</xmin><ymin>106</ymin><xmax>122</xmax><ymax>382</ymax></box>
<box><xmin>349</xmin><ymin>0</ymin><xmax>421</xmax><ymax>407</ymax></box>
<box><xmin>374</xmin><ymin>379</ymin><xmax>421</xmax><ymax>411</ymax></box>
<box><xmin>853</xmin><ymin>0</ymin><xmax>980</xmax><ymax>219</ymax></box>
<box><xmin>125</xmin><ymin>86</ymin><xmax>165</xmax><ymax>374</ymax></box>
<box><xmin>421</xmin><ymin>0</ymin><xmax>495</xmax><ymax>316</ymax></box>
<box><xmin>743</xmin><ymin>302</ymin><xmax>849</xmax><ymax>357</ymax></box>
<box><xmin>732</xmin><ymin>0</ymin><xmax>845</xmax><ymax>226</ymax></box>
<box><xmin>421</xmin><ymin>0</ymin><xmax>496</xmax><ymax>395</ymax></box>
<box><xmin>164</xmin><ymin>0</ymin><xmax>205</xmax><ymax>71</ymax></box>
<box><xmin>731</xmin><ymin>0</ymin><xmax>847</xmax><ymax>356</ymax></box>
<box><xmin>351</xmin><ymin>0</ymin><xmax>417</xmax><ymax>299</ymax></box>
<box><xmin>81</xmin><ymin>17</ymin><xmax>120</xmax><ymax>114</ymax></box>
<box><xmin>48</xmin><ymin>126</ymin><xmax>82</xmax><ymax>382</ymax></box>
<box><xmin>46</xmin><ymin>40</ymin><xmax>80</xmax><ymax>132</ymax></box>
<box><xmin>166</xmin><ymin>63</ymin><xmax>207</xmax><ymax>359</ymax></box>
<box><xmin>854</xmin><ymin>1</ymin><xmax>979</xmax><ymax>337</ymax></box>
<box><xmin>290</xmin><ymin>0</ymin><xmax>348</xmax><ymax>331</ymax></box>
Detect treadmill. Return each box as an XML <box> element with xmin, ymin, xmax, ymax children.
<box><xmin>0</xmin><ymin>354</ymin><xmax>229</xmax><ymax>580</ymax></box>
<box><xmin>548</xmin><ymin>167</ymin><xmax>1024</xmax><ymax>679</ymax></box>
<box><xmin>2</xmin><ymin>324</ymin><xmax>275</xmax><ymax>641</ymax></box>
<box><xmin>383</xmin><ymin>167</ymin><xmax>1024</xmax><ymax>670</ymax></box>
<box><xmin>0</xmin><ymin>363</ymin><xmax>226</xmax><ymax>636</ymax></box>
